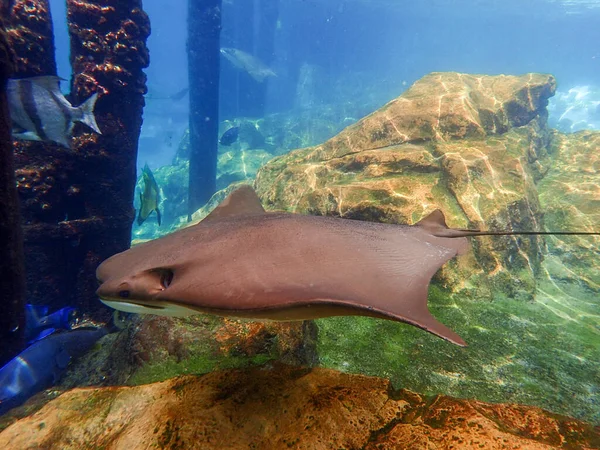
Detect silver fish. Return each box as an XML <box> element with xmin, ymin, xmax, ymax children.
<box><xmin>7</xmin><ymin>76</ymin><xmax>101</xmax><ymax>148</ymax></box>
<box><xmin>220</xmin><ymin>47</ymin><xmax>277</xmax><ymax>83</ymax></box>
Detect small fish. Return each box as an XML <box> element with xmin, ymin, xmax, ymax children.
<box><xmin>0</xmin><ymin>327</ymin><xmax>108</xmax><ymax>415</ymax></box>
<box><xmin>220</xmin><ymin>47</ymin><xmax>277</xmax><ymax>83</ymax></box>
<box><xmin>219</xmin><ymin>126</ymin><xmax>240</xmax><ymax>146</ymax></box>
<box><xmin>7</xmin><ymin>76</ymin><xmax>101</xmax><ymax>148</ymax></box>
<box><xmin>137</xmin><ymin>164</ymin><xmax>161</xmax><ymax>226</ymax></box>
<box><xmin>96</xmin><ymin>186</ymin><xmax>600</xmax><ymax>347</ymax></box>
<box><xmin>24</xmin><ymin>304</ymin><xmax>78</xmax><ymax>343</ymax></box>
<box><xmin>169</xmin><ymin>87</ymin><xmax>189</xmax><ymax>101</ymax></box>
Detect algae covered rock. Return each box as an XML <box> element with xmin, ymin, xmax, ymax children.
<box><xmin>538</xmin><ymin>130</ymin><xmax>600</xmax><ymax>290</ymax></box>
<box><xmin>47</xmin><ymin>312</ymin><xmax>318</xmax><ymax>392</ymax></box>
<box><xmin>256</xmin><ymin>72</ymin><xmax>557</xmax><ymax>302</ymax></box>
<box><xmin>1</xmin><ymin>365</ymin><xmax>598</xmax><ymax>450</ymax></box>
<box><xmin>253</xmin><ymin>72</ymin><xmax>600</xmax><ymax>423</ymax></box>
<box><xmin>217</xmin><ymin>149</ymin><xmax>272</xmax><ymax>190</ymax></box>
<box><xmin>88</xmin><ymin>71</ymin><xmax>599</xmax><ymax>427</ymax></box>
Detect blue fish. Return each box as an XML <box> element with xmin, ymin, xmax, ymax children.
<box><xmin>0</xmin><ymin>327</ymin><xmax>108</xmax><ymax>415</ymax></box>
<box><xmin>24</xmin><ymin>304</ymin><xmax>78</xmax><ymax>343</ymax></box>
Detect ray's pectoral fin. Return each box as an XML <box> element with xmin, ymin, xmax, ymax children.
<box><xmin>387</xmin><ymin>281</ymin><xmax>467</xmax><ymax>347</ymax></box>
<box><xmin>365</xmin><ymin>237</ymin><xmax>468</xmax><ymax>346</ymax></box>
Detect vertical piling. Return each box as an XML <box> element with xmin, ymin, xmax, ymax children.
<box><xmin>0</xmin><ymin>16</ymin><xmax>26</xmax><ymax>366</ymax></box>
<box><xmin>67</xmin><ymin>0</ymin><xmax>150</xmax><ymax>318</ymax></box>
<box><xmin>2</xmin><ymin>0</ymin><xmax>63</xmax><ymax>323</ymax></box>
<box><xmin>187</xmin><ymin>0</ymin><xmax>222</xmax><ymax>215</ymax></box>
<box><xmin>220</xmin><ymin>0</ymin><xmax>279</xmax><ymax>118</ymax></box>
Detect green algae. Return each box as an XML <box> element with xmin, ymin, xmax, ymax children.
<box><xmin>315</xmin><ymin>282</ymin><xmax>600</xmax><ymax>424</ymax></box>
<box><xmin>128</xmin><ymin>351</ymin><xmax>277</xmax><ymax>386</ymax></box>
<box><xmin>126</xmin><ymin>315</ymin><xmax>281</xmax><ymax>386</ymax></box>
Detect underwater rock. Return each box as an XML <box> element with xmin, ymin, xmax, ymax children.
<box><xmin>252</xmin><ymin>71</ymin><xmax>600</xmax><ymax>424</ymax></box>
<box><xmin>538</xmin><ymin>130</ymin><xmax>600</xmax><ymax>290</ymax></box>
<box><xmin>31</xmin><ymin>310</ymin><xmax>316</xmax><ymax>396</ymax></box>
<box><xmin>115</xmin><ymin>314</ymin><xmax>317</xmax><ymax>386</ymax></box>
<box><xmin>256</xmin><ymin>72</ymin><xmax>559</xmax><ymax>302</ymax></box>
<box><xmin>0</xmin><ymin>365</ymin><xmax>598</xmax><ymax>449</ymax></box>
<box><xmin>216</xmin><ymin>149</ymin><xmax>272</xmax><ymax>190</ymax></box>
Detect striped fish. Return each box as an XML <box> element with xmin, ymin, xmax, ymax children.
<box><xmin>7</xmin><ymin>76</ymin><xmax>101</xmax><ymax>148</ymax></box>
<box><xmin>137</xmin><ymin>164</ymin><xmax>162</xmax><ymax>226</ymax></box>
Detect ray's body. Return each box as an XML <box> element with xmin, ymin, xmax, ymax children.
<box><xmin>97</xmin><ymin>187</ymin><xmax>598</xmax><ymax>347</ymax></box>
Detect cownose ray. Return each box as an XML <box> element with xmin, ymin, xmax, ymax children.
<box><xmin>96</xmin><ymin>186</ymin><xmax>599</xmax><ymax>346</ymax></box>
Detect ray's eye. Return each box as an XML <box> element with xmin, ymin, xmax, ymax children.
<box><xmin>161</xmin><ymin>270</ymin><xmax>174</xmax><ymax>290</ymax></box>
<box><xmin>119</xmin><ymin>290</ymin><xmax>130</xmax><ymax>298</ymax></box>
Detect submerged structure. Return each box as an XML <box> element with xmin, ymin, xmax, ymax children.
<box><xmin>187</xmin><ymin>0</ymin><xmax>222</xmax><ymax>214</ymax></box>
<box><xmin>1</xmin><ymin>0</ymin><xmax>150</xmax><ymax>324</ymax></box>
<box><xmin>0</xmin><ymin>0</ymin><xmax>599</xmax><ymax>446</ymax></box>
<box><xmin>0</xmin><ymin>16</ymin><xmax>26</xmax><ymax>366</ymax></box>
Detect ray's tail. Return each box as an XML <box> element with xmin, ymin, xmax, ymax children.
<box><xmin>415</xmin><ymin>210</ymin><xmax>600</xmax><ymax>238</ymax></box>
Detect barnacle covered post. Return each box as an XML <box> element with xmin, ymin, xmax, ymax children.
<box><xmin>2</xmin><ymin>1</ymin><xmax>65</xmax><ymax>318</ymax></box>
<box><xmin>187</xmin><ymin>0</ymin><xmax>222</xmax><ymax>215</ymax></box>
<box><xmin>0</xmin><ymin>0</ymin><xmax>57</xmax><ymax>77</ymax></box>
<box><xmin>0</xmin><ymin>16</ymin><xmax>26</xmax><ymax>366</ymax></box>
<box><xmin>66</xmin><ymin>0</ymin><xmax>150</xmax><ymax>318</ymax></box>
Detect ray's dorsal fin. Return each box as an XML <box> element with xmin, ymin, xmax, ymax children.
<box><xmin>414</xmin><ymin>209</ymin><xmax>478</xmax><ymax>238</ymax></box>
<box><xmin>203</xmin><ymin>185</ymin><xmax>265</xmax><ymax>223</ymax></box>
<box><xmin>415</xmin><ymin>210</ymin><xmax>450</xmax><ymax>233</ymax></box>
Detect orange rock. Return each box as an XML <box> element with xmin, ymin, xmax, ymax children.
<box><xmin>0</xmin><ymin>365</ymin><xmax>597</xmax><ymax>449</ymax></box>
<box><xmin>255</xmin><ymin>72</ymin><xmax>559</xmax><ymax>301</ymax></box>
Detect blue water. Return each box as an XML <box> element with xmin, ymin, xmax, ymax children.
<box><xmin>1</xmin><ymin>0</ymin><xmax>597</xmax><ymax>430</ymax></box>
<box><xmin>48</xmin><ymin>0</ymin><xmax>600</xmax><ymax>171</ymax></box>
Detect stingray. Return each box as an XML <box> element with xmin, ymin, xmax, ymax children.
<box><xmin>96</xmin><ymin>186</ymin><xmax>599</xmax><ymax>346</ymax></box>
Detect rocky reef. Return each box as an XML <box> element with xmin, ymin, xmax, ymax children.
<box><xmin>109</xmin><ymin>72</ymin><xmax>600</xmax><ymax>425</ymax></box>
<box><xmin>12</xmin><ymin>71</ymin><xmax>597</xmax><ymax>434</ymax></box>
<box><xmin>132</xmin><ymin>109</ymin><xmax>354</xmax><ymax>240</ymax></box>
<box><xmin>1</xmin><ymin>365</ymin><xmax>598</xmax><ymax>449</ymax></box>
<box><xmin>54</xmin><ymin>315</ymin><xmax>318</xmax><ymax>391</ymax></box>
<box><xmin>251</xmin><ymin>72</ymin><xmax>600</xmax><ymax>423</ymax></box>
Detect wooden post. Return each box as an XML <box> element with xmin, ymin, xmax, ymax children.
<box><xmin>67</xmin><ymin>0</ymin><xmax>150</xmax><ymax>318</ymax></box>
<box><xmin>187</xmin><ymin>0</ymin><xmax>222</xmax><ymax>215</ymax></box>
<box><xmin>0</xmin><ymin>16</ymin><xmax>26</xmax><ymax>366</ymax></box>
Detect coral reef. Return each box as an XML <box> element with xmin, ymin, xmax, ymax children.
<box><xmin>1</xmin><ymin>365</ymin><xmax>598</xmax><ymax>449</ymax></box>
